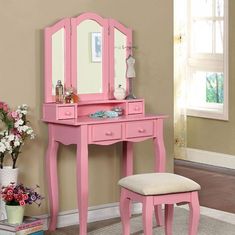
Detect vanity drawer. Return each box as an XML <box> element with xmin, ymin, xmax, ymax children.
<box><xmin>125</xmin><ymin>120</ymin><xmax>154</xmax><ymax>138</ymax></box>
<box><xmin>91</xmin><ymin>123</ymin><xmax>122</xmax><ymax>142</ymax></box>
<box><xmin>128</xmin><ymin>101</ymin><xmax>144</xmax><ymax>115</ymax></box>
<box><xmin>57</xmin><ymin>106</ymin><xmax>75</xmax><ymax>119</ymax></box>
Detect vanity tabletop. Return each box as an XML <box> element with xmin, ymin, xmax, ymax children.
<box><xmin>42</xmin><ymin>114</ymin><xmax>168</xmax><ymax>126</ymax></box>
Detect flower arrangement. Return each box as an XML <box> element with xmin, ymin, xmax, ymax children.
<box><xmin>0</xmin><ymin>102</ymin><xmax>35</xmax><ymax>169</ymax></box>
<box><xmin>1</xmin><ymin>183</ymin><xmax>43</xmax><ymax>206</ymax></box>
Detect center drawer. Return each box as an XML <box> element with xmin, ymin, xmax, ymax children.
<box><xmin>91</xmin><ymin>123</ymin><xmax>122</xmax><ymax>142</ymax></box>
<box><xmin>125</xmin><ymin>120</ymin><xmax>154</xmax><ymax>138</ymax></box>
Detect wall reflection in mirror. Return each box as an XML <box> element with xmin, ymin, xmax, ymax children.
<box><xmin>77</xmin><ymin>20</ymin><xmax>103</xmax><ymax>94</ymax></box>
<box><xmin>52</xmin><ymin>28</ymin><xmax>65</xmax><ymax>96</ymax></box>
<box><xmin>114</xmin><ymin>28</ymin><xmax>127</xmax><ymax>91</ymax></box>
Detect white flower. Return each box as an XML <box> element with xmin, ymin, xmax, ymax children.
<box><xmin>0</xmin><ymin>142</ymin><xmax>6</xmax><ymax>153</ymax></box>
<box><xmin>15</xmin><ymin>119</ymin><xmax>24</xmax><ymax>128</ymax></box>
<box><xmin>14</xmin><ymin>139</ymin><xmax>21</xmax><ymax>147</ymax></box>
<box><xmin>21</xmin><ymin>110</ymin><xmax>27</xmax><ymax>115</ymax></box>
<box><xmin>4</xmin><ymin>141</ymin><xmax>12</xmax><ymax>151</ymax></box>
<box><xmin>21</xmin><ymin>125</ymin><xmax>29</xmax><ymax>132</ymax></box>
<box><xmin>30</xmin><ymin>133</ymin><xmax>36</xmax><ymax>139</ymax></box>
<box><xmin>8</xmin><ymin>134</ymin><xmax>15</xmax><ymax>141</ymax></box>
<box><xmin>21</xmin><ymin>104</ymin><xmax>28</xmax><ymax>109</ymax></box>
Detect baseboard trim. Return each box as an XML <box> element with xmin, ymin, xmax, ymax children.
<box><xmin>38</xmin><ymin>202</ymin><xmax>142</xmax><ymax>230</ymax></box>
<box><xmin>176</xmin><ymin>148</ymin><xmax>235</xmax><ymax>170</ymax></box>
<box><xmin>38</xmin><ymin>202</ymin><xmax>235</xmax><ymax>230</ymax></box>
<box><xmin>180</xmin><ymin>205</ymin><xmax>235</xmax><ymax>225</ymax></box>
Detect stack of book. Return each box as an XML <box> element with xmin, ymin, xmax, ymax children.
<box><xmin>0</xmin><ymin>216</ymin><xmax>44</xmax><ymax>235</ymax></box>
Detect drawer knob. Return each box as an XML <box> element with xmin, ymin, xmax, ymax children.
<box><xmin>138</xmin><ymin>128</ymin><xmax>145</xmax><ymax>133</ymax></box>
<box><xmin>65</xmin><ymin>112</ymin><xmax>72</xmax><ymax>116</ymax></box>
<box><xmin>105</xmin><ymin>131</ymin><xmax>113</xmax><ymax>136</ymax></box>
<box><xmin>134</xmin><ymin>106</ymin><xmax>140</xmax><ymax>111</ymax></box>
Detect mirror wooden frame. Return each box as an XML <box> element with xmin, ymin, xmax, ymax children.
<box><xmin>44</xmin><ymin>12</ymin><xmax>132</xmax><ymax>103</ymax></box>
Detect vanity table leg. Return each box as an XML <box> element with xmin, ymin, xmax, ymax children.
<box><xmin>122</xmin><ymin>141</ymin><xmax>134</xmax><ymax>176</ymax></box>
<box><xmin>76</xmin><ymin>125</ymin><xmax>89</xmax><ymax>235</ymax></box>
<box><xmin>153</xmin><ymin>119</ymin><xmax>166</xmax><ymax>226</ymax></box>
<box><xmin>154</xmin><ymin>119</ymin><xmax>166</xmax><ymax>172</ymax></box>
<box><xmin>46</xmin><ymin>125</ymin><xmax>59</xmax><ymax>231</ymax></box>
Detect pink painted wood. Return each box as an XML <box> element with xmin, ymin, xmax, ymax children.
<box><xmin>120</xmin><ymin>188</ymin><xmax>200</xmax><ymax>235</ymax></box>
<box><xmin>71</xmin><ymin>13</ymin><xmax>109</xmax><ymax>101</ymax></box>
<box><xmin>45</xmin><ymin>115</ymin><xmax>166</xmax><ymax>235</ymax></box>
<box><xmin>44</xmin><ymin>18</ymin><xmax>71</xmax><ymax>103</ymax></box>
<box><xmin>44</xmin><ymin>14</ymin><xmax>132</xmax><ymax>104</ymax></box>
<box><xmin>76</xmin><ymin>125</ymin><xmax>88</xmax><ymax>235</ymax></box>
<box><xmin>46</xmin><ymin>124</ymin><xmax>59</xmax><ymax>230</ymax></box>
<box><xmin>44</xmin><ymin>13</ymin><xmax>167</xmax><ymax>235</ymax></box>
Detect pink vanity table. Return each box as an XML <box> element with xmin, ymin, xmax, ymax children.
<box><xmin>43</xmin><ymin>13</ymin><xmax>167</xmax><ymax>235</ymax></box>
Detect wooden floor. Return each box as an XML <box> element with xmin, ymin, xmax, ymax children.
<box><xmin>45</xmin><ymin>160</ymin><xmax>235</xmax><ymax>234</ymax></box>
<box><xmin>174</xmin><ymin>159</ymin><xmax>235</xmax><ymax>214</ymax></box>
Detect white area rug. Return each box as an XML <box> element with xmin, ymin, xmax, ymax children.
<box><xmin>88</xmin><ymin>208</ymin><xmax>235</xmax><ymax>235</ymax></box>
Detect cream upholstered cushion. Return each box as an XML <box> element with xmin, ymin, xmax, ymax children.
<box><xmin>118</xmin><ymin>173</ymin><xmax>201</xmax><ymax>196</ymax></box>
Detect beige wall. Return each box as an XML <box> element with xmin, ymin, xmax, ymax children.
<box><xmin>0</xmin><ymin>0</ymin><xmax>173</xmax><ymax>216</ymax></box>
<box><xmin>187</xmin><ymin>0</ymin><xmax>235</xmax><ymax>156</ymax></box>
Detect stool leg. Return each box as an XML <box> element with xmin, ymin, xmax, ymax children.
<box><xmin>120</xmin><ymin>189</ymin><xmax>131</xmax><ymax>235</ymax></box>
<box><xmin>165</xmin><ymin>204</ymin><xmax>174</xmax><ymax>235</ymax></box>
<box><xmin>188</xmin><ymin>192</ymin><xmax>200</xmax><ymax>235</ymax></box>
<box><xmin>154</xmin><ymin>205</ymin><xmax>164</xmax><ymax>226</ymax></box>
<box><xmin>143</xmin><ymin>196</ymin><xmax>154</xmax><ymax>235</ymax></box>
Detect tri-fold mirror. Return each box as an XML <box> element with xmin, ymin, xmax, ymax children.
<box><xmin>44</xmin><ymin>12</ymin><xmax>132</xmax><ymax>102</ymax></box>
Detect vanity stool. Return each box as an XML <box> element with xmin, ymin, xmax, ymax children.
<box><xmin>118</xmin><ymin>173</ymin><xmax>201</xmax><ymax>235</ymax></box>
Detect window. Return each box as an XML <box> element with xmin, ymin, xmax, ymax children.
<box><xmin>187</xmin><ymin>0</ymin><xmax>228</xmax><ymax>120</ymax></box>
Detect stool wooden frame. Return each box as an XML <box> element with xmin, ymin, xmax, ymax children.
<box><xmin>120</xmin><ymin>188</ymin><xmax>200</xmax><ymax>235</ymax></box>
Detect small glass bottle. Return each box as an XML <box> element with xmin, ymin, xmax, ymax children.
<box><xmin>55</xmin><ymin>80</ymin><xmax>64</xmax><ymax>103</ymax></box>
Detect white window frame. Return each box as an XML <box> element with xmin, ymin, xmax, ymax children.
<box><xmin>186</xmin><ymin>0</ymin><xmax>229</xmax><ymax>120</ymax></box>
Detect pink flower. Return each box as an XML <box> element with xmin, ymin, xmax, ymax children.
<box><xmin>22</xmin><ymin>194</ymin><xmax>28</xmax><ymax>200</ymax></box>
<box><xmin>11</xmin><ymin>111</ymin><xmax>18</xmax><ymax>119</ymax></box>
<box><xmin>19</xmin><ymin>200</ymin><xmax>25</xmax><ymax>206</ymax></box>
<box><xmin>6</xmin><ymin>189</ymin><xmax>13</xmax><ymax>196</ymax></box>
<box><xmin>3</xmin><ymin>103</ymin><xmax>8</xmax><ymax>112</ymax></box>
<box><xmin>15</xmin><ymin>193</ymin><xmax>23</xmax><ymax>201</ymax></box>
<box><xmin>0</xmin><ymin>102</ymin><xmax>4</xmax><ymax>109</ymax></box>
<box><xmin>5</xmin><ymin>195</ymin><xmax>13</xmax><ymax>201</ymax></box>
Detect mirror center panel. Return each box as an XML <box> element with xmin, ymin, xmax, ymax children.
<box><xmin>77</xmin><ymin>20</ymin><xmax>103</xmax><ymax>94</ymax></box>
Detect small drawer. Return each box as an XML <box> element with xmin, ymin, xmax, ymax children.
<box><xmin>91</xmin><ymin>123</ymin><xmax>122</xmax><ymax>142</ymax></box>
<box><xmin>125</xmin><ymin>120</ymin><xmax>154</xmax><ymax>138</ymax></box>
<box><xmin>57</xmin><ymin>106</ymin><xmax>75</xmax><ymax>120</ymax></box>
<box><xmin>128</xmin><ymin>101</ymin><xmax>143</xmax><ymax>115</ymax></box>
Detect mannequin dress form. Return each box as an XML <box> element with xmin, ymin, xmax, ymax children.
<box><xmin>126</xmin><ymin>55</ymin><xmax>136</xmax><ymax>99</ymax></box>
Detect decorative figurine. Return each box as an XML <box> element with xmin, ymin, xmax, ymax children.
<box><xmin>114</xmin><ymin>84</ymin><xmax>126</xmax><ymax>100</ymax></box>
<box><xmin>126</xmin><ymin>55</ymin><xmax>136</xmax><ymax>99</ymax></box>
<box><xmin>64</xmin><ymin>87</ymin><xmax>79</xmax><ymax>103</ymax></box>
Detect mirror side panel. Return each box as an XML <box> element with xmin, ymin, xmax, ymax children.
<box><xmin>44</xmin><ymin>18</ymin><xmax>71</xmax><ymax>103</ymax></box>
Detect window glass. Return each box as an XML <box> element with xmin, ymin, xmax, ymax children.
<box><xmin>185</xmin><ymin>0</ymin><xmax>228</xmax><ymax>119</ymax></box>
<box><xmin>192</xmin><ymin>20</ymin><xmax>213</xmax><ymax>54</ymax></box>
<box><xmin>206</xmin><ymin>72</ymin><xmax>224</xmax><ymax>103</ymax></box>
<box><xmin>216</xmin><ymin>21</ymin><xmax>224</xmax><ymax>53</ymax></box>
<box><xmin>191</xmin><ymin>0</ymin><xmax>213</xmax><ymax>17</ymax></box>
<box><xmin>216</xmin><ymin>0</ymin><xmax>224</xmax><ymax>17</ymax></box>
<box><xmin>189</xmin><ymin>71</ymin><xmax>224</xmax><ymax>106</ymax></box>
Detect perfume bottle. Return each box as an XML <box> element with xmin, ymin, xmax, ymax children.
<box><xmin>55</xmin><ymin>80</ymin><xmax>64</xmax><ymax>103</ymax></box>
